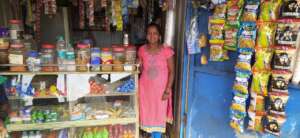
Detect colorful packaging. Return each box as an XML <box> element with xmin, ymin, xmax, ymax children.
<box><xmin>271</xmin><ymin>70</ymin><xmax>292</xmax><ymax>93</ymax></box>
<box><xmin>250</xmin><ymin>72</ymin><xmax>271</xmax><ymax>96</ymax></box>
<box><xmin>280</xmin><ymin>0</ymin><xmax>300</xmax><ymax>18</ymax></box>
<box><xmin>264</xmin><ymin>115</ymin><xmax>286</xmax><ymax>136</ymax></box>
<box><xmin>209</xmin><ymin>19</ymin><xmax>225</xmax><ymax>40</ymax></box>
<box><xmin>273</xmin><ymin>46</ymin><xmax>296</xmax><ymax>70</ymax></box>
<box><xmin>224</xmin><ymin>25</ymin><xmax>239</xmax><ymax>51</ymax></box>
<box><xmin>209</xmin><ymin>40</ymin><xmax>225</xmax><ymax>61</ymax></box>
<box><xmin>248</xmin><ymin>92</ymin><xmax>265</xmax><ymax>114</ymax></box>
<box><xmin>238</xmin><ymin>22</ymin><xmax>257</xmax><ymax>53</ymax></box>
<box><xmin>241</xmin><ymin>0</ymin><xmax>260</xmax><ymax>22</ymax></box>
<box><xmin>253</xmin><ymin>48</ymin><xmax>273</xmax><ymax>71</ymax></box>
<box><xmin>233</xmin><ymin>75</ymin><xmax>250</xmax><ymax>94</ymax></box>
<box><xmin>235</xmin><ymin>53</ymin><xmax>253</xmax><ymax>73</ymax></box>
<box><xmin>212</xmin><ymin>3</ymin><xmax>227</xmax><ymax>19</ymax></box>
<box><xmin>226</xmin><ymin>0</ymin><xmax>244</xmax><ymax>26</ymax></box>
<box><xmin>259</xmin><ymin>0</ymin><xmax>282</xmax><ymax>21</ymax></box>
<box><xmin>256</xmin><ymin>22</ymin><xmax>276</xmax><ymax>48</ymax></box>
<box><xmin>248</xmin><ymin>112</ymin><xmax>264</xmax><ymax>132</ymax></box>
<box><xmin>275</xmin><ymin>22</ymin><xmax>300</xmax><ymax>46</ymax></box>
<box><xmin>269</xmin><ymin>91</ymin><xmax>289</xmax><ymax>116</ymax></box>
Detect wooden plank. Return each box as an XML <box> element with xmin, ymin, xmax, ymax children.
<box><xmin>0</xmin><ymin>71</ymin><xmax>139</xmax><ymax>75</ymax></box>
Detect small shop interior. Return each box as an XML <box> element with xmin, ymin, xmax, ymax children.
<box><xmin>1</xmin><ymin>0</ymin><xmax>300</xmax><ymax>138</ymax></box>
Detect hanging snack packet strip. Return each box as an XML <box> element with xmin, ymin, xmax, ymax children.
<box><xmin>259</xmin><ymin>0</ymin><xmax>282</xmax><ymax>21</ymax></box>
<box><xmin>256</xmin><ymin>22</ymin><xmax>276</xmax><ymax>48</ymax></box>
<box><xmin>238</xmin><ymin>22</ymin><xmax>257</xmax><ymax>53</ymax></box>
<box><xmin>248</xmin><ymin>92</ymin><xmax>265</xmax><ymax>132</ymax></box>
<box><xmin>241</xmin><ymin>0</ymin><xmax>260</xmax><ymax>22</ymax></box>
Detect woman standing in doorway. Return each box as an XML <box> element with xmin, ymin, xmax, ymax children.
<box><xmin>138</xmin><ymin>23</ymin><xmax>175</xmax><ymax>138</ymax></box>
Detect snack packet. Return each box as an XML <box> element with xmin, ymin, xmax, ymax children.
<box><xmin>264</xmin><ymin>115</ymin><xmax>286</xmax><ymax>136</ymax></box>
<box><xmin>275</xmin><ymin>22</ymin><xmax>300</xmax><ymax>46</ymax></box>
<box><xmin>226</xmin><ymin>0</ymin><xmax>244</xmax><ymax>26</ymax></box>
<box><xmin>235</xmin><ymin>53</ymin><xmax>253</xmax><ymax>73</ymax></box>
<box><xmin>271</xmin><ymin>70</ymin><xmax>292</xmax><ymax>93</ymax></box>
<box><xmin>212</xmin><ymin>3</ymin><xmax>227</xmax><ymax>19</ymax></box>
<box><xmin>230</xmin><ymin>116</ymin><xmax>245</xmax><ymax>133</ymax></box>
<box><xmin>209</xmin><ymin>40</ymin><xmax>225</xmax><ymax>61</ymax></box>
<box><xmin>238</xmin><ymin>22</ymin><xmax>257</xmax><ymax>53</ymax></box>
<box><xmin>241</xmin><ymin>0</ymin><xmax>260</xmax><ymax>22</ymax></box>
<box><xmin>269</xmin><ymin>91</ymin><xmax>289</xmax><ymax>116</ymax></box>
<box><xmin>248</xmin><ymin>92</ymin><xmax>265</xmax><ymax>114</ymax></box>
<box><xmin>233</xmin><ymin>77</ymin><xmax>249</xmax><ymax>94</ymax></box>
<box><xmin>259</xmin><ymin>0</ymin><xmax>282</xmax><ymax>21</ymax></box>
<box><xmin>248</xmin><ymin>112</ymin><xmax>264</xmax><ymax>132</ymax></box>
<box><xmin>280</xmin><ymin>0</ymin><xmax>300</xmax><ymax>18</ymax></box>
<box><xmin>253</xmin><ymin>48</ymin><xmax>273</xmax><ymax>71</ymax></box>
<box><xmin>224</xmin><ymin>24</ymin><xmax>239</xmax><ymax>51</ymax></box>
<box><xmin>256</xmin><ymin>22</ymin><xmax>276</xmax><ymax>48</ymax></box>
<box><xmin>273</xmin><ymin>46</ymin><xmax>296</xmax><ymax>70</ymax></box>
<box><xmin>209</xmin><ymin>19</ymin><xmax>225</xmax><ymax>40</ymax></box>
<box><xmin>250</xmin><ymin>72</ymin><xmax>271</xmax><ymax>96</ymax></box>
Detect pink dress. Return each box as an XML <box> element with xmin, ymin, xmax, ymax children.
<box><xmin>138</xmin><ymin>45</ymin><xmax>174</xmax><ymax>133</ymax></box>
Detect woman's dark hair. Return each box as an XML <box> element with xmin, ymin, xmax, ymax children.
<box><xmin>146</xmin><ymin>23</ymin><xmax>162</xmax><ymax>36</ymax></box>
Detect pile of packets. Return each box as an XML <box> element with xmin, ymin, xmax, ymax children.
<box><xmin>214</xmin><ymin>0</ymin><xmax>300</xmax><ymax>136</ymax></box>
<box><xmin>79</xmin><ymin>125</ymin><xmax>135</xmax><ymax>138</ymax></box>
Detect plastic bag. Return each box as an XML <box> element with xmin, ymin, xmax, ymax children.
<box><xmin>248</xmin><ymin>92</ymin><xmax>265</xmax><ymax>114</ymax></box>
<box><xmin>248</xmin><ymin>112</ymin><xmax>264</xmax><ymax>132</ymax></box>
<box><xmin>238</xmin><ymin>22</ymin><xmax>257</xmax><ymax>53</ymax></box>
<box><xmin>273</xmin><ymin>46</ymin><xmax>296</xmax><ymax>70</ymax></box>
<box><xmin>269</xmin><ymin>91</ymin><xmax>289</xmax><ymax>116</ymax></box>
<box><xmin>224</xmin><ymin>25</ymin><xmax>239</xmax><ymax>51</ymax></box>
<box><xmin>275</xmin><ymin>22</ymin><xmax>300</xmax><ymax>46</ymax></box>
<box><xmin>271</xmin><ymin>70</ymin><xmax>292</xmax><ymax>93</ymax></box>
<box><xmin>235</xmin><ymin>53</ymin><xmax>253</xmax><ymax>73</ymax></box>
<box><xmin>256</xmin><ymin>22</ymin><xmax>276</xmax><ymax>48</ymax></box>
<box><xmin>250</xmin><ymin>72</ymin><xmax>271</xmax><ymax>96</ymax></box>
<box><xmin>280</xmin><ymin>0</ymin><xmax>300</xmax><ymax>19</ymax></box>
<box><xmin>253</xmin><ymin>48</ymin><xmax>273</xmax><ymax>71</ymax></box>
<box><xmin>259</xmin><ymin>0</ymin><xmax>282</xmax><ymax>21</ymax></box>
<box><xmin>209</xmin><ymin>19</ymin><xmax>225</xmax><ymax>40</ymax></box>
<box><xmin>242</xmin><ymin>0</ymin><xmax>260</xmax><ymax>22</ymax></box>
<box><xmin>226</xmin><ymin>0</ymin><xmax>244</xmax><ymax>26</ymax></box>
<box><xmin>264</xmin><ymin>115</ymin><xmax>286</xmax><ymax>136</ymax></box>
<box><xmin>233</xmin><ymin>75</ymin><xmax>250</xmax><ymax>94</ymax></box>
<box><xmin>209</xmin><ymin>40</ymin><xmax>225</xmax><ymax>61</ymax></box>
<box><xmin>212</xmin><ymin>3</ymin><xmax>227</xmax><ymax>19</ymax></box>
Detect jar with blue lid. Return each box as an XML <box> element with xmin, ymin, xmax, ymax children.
<box><xmin>91</xmin><ymin>47</ymin><xmax>101</xmax><ymax>71</ymax></box>
<box><xmin>26</xmin><ymin>50</ymin><xmax>41</xmax><ymax>72</ymax></box>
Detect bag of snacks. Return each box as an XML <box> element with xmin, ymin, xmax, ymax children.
<box><xmin>253</xmin><ymin>48</ymin><xmax>273</xmax><ymax>71</ymax></box>
<box><xmin>241</xmin><ymin>0</ymin><xmax>260</xmax><ymax>22</ymax></box>
<box><xmin>224</xmin><ymin>24</ymin><xmax>239</xmax><ymax>51</ymax></box>
<box><xmin>271</xmin><ymin>70</ymin><xmax>292</xmax><ymax>93</ymax></box>
<box><xmin>273</xmin><ymin>46</ymin><xmax>296</xmax><ymax>70</ymax></box>
<box><xmin>280</xmin><ymin>0</ymin><xmax>300</xmax><ymax>19</ymax></box>
<box><xmin>235</xmin><ymin>53</ymin><xmax>253</xmax><ymax>73</ymax></box>
<box><xmin>256</xmin><ymin>22</ymin><xmax>276</xmax><ymax>48</ymax></box>
<box><xmin>250</xmin><ymin>72</ymin><xmax>271</xmax><ymax>96</ymax></box>
<box><xmin>248</xmin><ymin>112</ymin><xmax>264</xmax><ymax>132</ymax></box>
<box><xmin>209</xmin><ymin>40</ymin><xmax>225</xmax><ymax>61</ymax></box>
<box><xmin>212</xmin><ymin>3</ymin><xmax>227</xmax><ymax>20</ymax></box>
<box><xmin>275</xmin><ymin>22</ymin><xmax>300</xmax><ymax>46</ymax></box>
<box><xmin>269</xmin><ymin>91</ymin><xmax>289</xmax><ymax>116</ymax></box>
<box><xmin>264</xmin><ymin>115</ymin><xmax>286</xmax><ymax>136</ymax></box>
<box><xmin>259</xmin><ymin>0</ymin><xmax>282</xmax><ymax>21</ymax></box>
<box><xmin>209</xmin><ymin>19</ymin><xmax>225</xmax><ymax>40</ymax></box>
<box><xmin>226</xmin><ymin>0</ymin><xmax>244</xmax><ymax>26</ymax></box>
<box><xmin>238</xmin><ymin>22</ymin><xmax>257</xmax><ymax>53</ymax></box>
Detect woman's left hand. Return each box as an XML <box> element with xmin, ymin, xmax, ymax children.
<box><xmin>162</xmin><ymin>88</ymin><xmax>171</xmax><ymax>101</ymax></box>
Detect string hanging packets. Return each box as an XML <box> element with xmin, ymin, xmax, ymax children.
<box><xmin>88</xmin><ymin>0</ymin><xmax>95</xmax><ymax>27</ymax></box>
<box><xmin>79</xmin><ymin>0</ymin><xmax>85</xmax><ymax>29</ymax></box>
<box><xmin>43</xmin><ymin>0</ymin><xmax>57</xmax><ymax>18</ymax></box>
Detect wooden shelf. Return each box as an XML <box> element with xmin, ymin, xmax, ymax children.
<box><xmin>8</xmin><ymin>96</ymin><xmax>67</xmax><ymax>100</ymax></box>
<box><xmin>0</xmin><ymin>71</ymin><xmax>139</xmax><ymax>75</ymax></box>
<box><xmin>85</xmin><ymin>92</ymin><xmax>135</xmax><ymax>97</ymax></box>
<box><xmin>6</xmin><ymin>117</ymin><xmax>136</xmax><ymax>132</ymax></box>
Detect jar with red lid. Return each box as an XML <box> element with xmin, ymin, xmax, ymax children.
<box><xmin>112</xmin><ymin>47</ymin><xmax>125</xmax><ymax>71</ymax></box>
<box><xmin>41</xmin><ymin>44</ymin><xmax>57</xmax><ymax>72</ymax></box>
<box><xmin>101</xmin><ymin>47</ymin><xmax>112</xmax><ymax>71</ymax></box>
<box><xmin>8</xmin><ymin>42</ymin><xmax>26</xmax><ymax>72</ymax></box>
<box><xmin>124</xmin><ymin>46</ymin><xmax>136</xmax><ymax>71</ymax></box>
<box><xmin>9</xmin><ymin>19</ymin><xmax>24</xmax><ymax>40</ymax></box>
<box><xmin>76</xmin><ymin>43</ymin><xmax>90</xmax><ymax>71</ymax></box>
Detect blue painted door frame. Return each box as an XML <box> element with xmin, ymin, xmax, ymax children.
<box><xmin>179</xmin><ymin>1</ymin><xmax>300</xmax><ymax>138</ymax></box>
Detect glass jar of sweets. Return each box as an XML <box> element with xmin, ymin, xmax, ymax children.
<box><xmin>101</xmin><ymin>48</ymin><xmax>113</xmax><ymax>72</ymax></box>
<box><xmin>9</xmin><ymin>19</ymin><xmax>24</xmax><ymax>40</ymax></box>
<box><xmin>112</xmin><ymin>47</ymin><xmax>125</xmax><ymax>71</ymax></box>
<box><xmin>124</xmin><ymin>46</ymin><xmax>136</xmax><ymax>71</ymax></box>
<box><xmin>41</xmin><ymin>44</ymin><xmax>57</xmax><ymax>72</ymax></box>
<box><xmin>76</xmin><ymin>44</ymin><xmax>90</xmax><ymax>71</ymax></box>
<box><xmin>9</xmin><ymin>42</ymin><xmax>26</xmax><ymax>72</ymax></box>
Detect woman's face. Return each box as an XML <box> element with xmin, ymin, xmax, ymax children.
<box><xmin>147</xmin><ymin>26</ymin><xmax>160</xmax><ymax>45</ymax></box>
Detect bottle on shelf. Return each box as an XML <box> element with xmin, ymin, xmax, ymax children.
<box><xmin>66</xmin><ymin>44</ymin><xmax>76</xmax><ymax>71</ymax></box>
<box><xmin>56</xmin><ymin>36</ymin><xmax>67</xmax><ymax>71</ymax></box>
<box><xmin>123</xmin><ymin>33</ymin><xmax>129</xmax><ymax>47</ymax></box>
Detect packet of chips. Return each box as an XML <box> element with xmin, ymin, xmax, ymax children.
<box><xmin>264</xmin><ymin>115</ymin><xmax>286</xmax><ymax>136</ymax></box>
<box><xmin>253</xmin><ymin>48</ymin><xmax>273</xmax><ymax>71</ymax></box>
<box><xmin>209</xmin><ymin>40</ymin><xmax>225</xmax><ymax>61</ymax></box>
<box><xmin>209</xmin><ymin>19</ymin><xmax>225</xmax><ymax>40</ymax></box>
<box><xmin>256</xmin><ymin>22</ymin><xmax>276</xmax><ymax>48</ymax></box>
<box><xmin>238</xmin><ymin>22</ymin><xmax>257</xmax><ymax>53</ymax></box>
<box><xmin>226</xmin><ymin>0</ymin><xmax>244</xmax><ymax>26</ymax></box>
<box><xmin>271</xmin><ymin>70</ymin><xmax>292</xmax><ymax>93</ymax></box>
<box><xmin>235</xmin><ymin>53</ymin><xmax>253</xmax><ymax>73</ymax></box>
<box><xmin>248</xmin><ymin>92</ymin><xmax>265</xmax><ymax>114</ymax></box>
<box><xmin>269</xmin><ymin>91</ymin><xmax>289</xmax><ymax>116</ymax></box>
<box><xmin>230</xmin><ymin>116</ymin><xmax>245</xmax><ymax>133</ymax></box>
<box><xmin>224</xmin><ymin>24</ymin><xmax>239</xmax><ymax>51</ymax></box>
<box><xmin>280</xmin><ymin>0</ymin><xmax>300</xmax><ymax>19</ymax></box>
<box><xmin>241</xmin><ymin>0</ymin><xmax>260</xmax><ymax>22</ymax></box>
<box><xmin>259</xmin><ymin>0</ymin><xmax>282</xmax><ymax>21</ymax></box>
<box><xmin>233</xmin><ymin>77</ymin><xmax>249</xmax><ymax>95</ymax></box>
<box><xmin>273</xmin><ymin>46</ymin><xmax>296</xmax><ymax>70</ymax></box>
<box><xmin>248</xmin><ymin>112</ymin><xmax>264</xmax><ymax>132</ymax></box>
<box><xmin>275</xmin><ymin>22</ymin><xmax>300</xmax><ymax>46</ymax></box>
<box><xmin>250</xmin><ymin>72</ymin><xmax>271</xmax><ymax>96</ymax></box>
<box><xmin>212</xmin><ymin>3</ymin><xmax>227</xmax><ymax>20</ymax></box>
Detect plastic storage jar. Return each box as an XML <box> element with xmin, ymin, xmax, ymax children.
<box><xmin>9</xmin><ymin>19</ymin><xmax>23</xmax><ymax>40</ymax></box>
<box><xmin>8</xmin><ymin>42</ymin><xmax>26</xmax><ymax>72</ymax></box>
<box><xmin>76</xmin><ymin>44</ymin><xmax>90</xmax><ymax>71</ymax></box>
<box><xmin>90</xmin><ymin>47</ymin><xmax>101</xmax><ymax>71</ymax></box>
<box><xmin>0</xmin><ymin>28</ymin><xmax>9</xmax><ymax>50</ymax></box>
<box><xmin>124</xmin><ymin>46</ymin><xmax>136</xmax><ymax>71</ymax></box>
<box><xmin>112</xmin><ymin>47</ymin><xmax>125</xmax><ymax>71</ymax></box>
<box><xmin>101</xmin><ymin>48</ymin><xmax>113</xmax><ymax>71</ymax></box>
<box><xmin>26</xmin><ymin>50</ymin><xmax>41</xmax><ymax>72</ymax></box>
<box><xmin>41</xmin><ymin>44</ymin><xmax>57</xmax><ymax>72</ymax></box>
